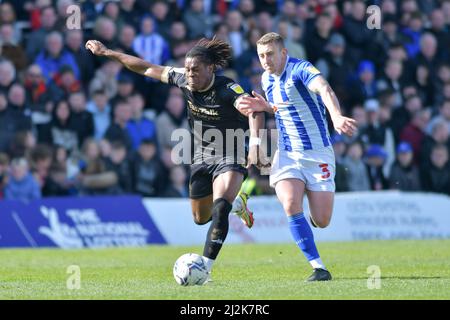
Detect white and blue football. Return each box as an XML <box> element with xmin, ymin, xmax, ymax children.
<box><xmin>173</xmin><ymin>253</ymin><xmax>209</xmax><ymax>286</ymax></box>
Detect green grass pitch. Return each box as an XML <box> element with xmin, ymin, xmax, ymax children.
<box><xmin>0</xmin><ymin>239</ymin><xmax>449</xmax><ymax>299</ymax></box>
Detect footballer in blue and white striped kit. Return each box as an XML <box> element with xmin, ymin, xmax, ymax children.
<box><xmin>238</xmin><ymin>33</ymin><xmax>357</xmax><ymax>281</ymax></box>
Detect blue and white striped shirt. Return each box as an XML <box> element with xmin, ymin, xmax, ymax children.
<box><xmin>262</xmin><ymin>56</ymin><xmax>331</xmax><ymax>152</ymax></box>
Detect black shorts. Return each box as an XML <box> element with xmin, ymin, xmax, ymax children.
<box><xmin>189</xmin><ymin>160</ymin><xmax>248</xmax><ymax>199</ymax></box>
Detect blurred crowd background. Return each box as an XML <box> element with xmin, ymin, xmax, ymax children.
<box><xmin>0</xmin><ymin>0</ymin><xmax>449</xmax><ymax>201</ymax></box>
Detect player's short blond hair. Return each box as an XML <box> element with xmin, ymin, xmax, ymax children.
<box><xmin>256</xmin><ymin>32</ymin><xmax>285</xmax><ymax>48</ymax></box>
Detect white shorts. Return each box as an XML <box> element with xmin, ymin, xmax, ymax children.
<box><xmin>269</xmin><ymin>146</ymin><xmax>336</xmax><ymax>192</ymax></box>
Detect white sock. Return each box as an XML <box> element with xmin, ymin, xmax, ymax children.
<box><xmin>231</xmin><ymin>195</ymin><xmax>243</xmax><ymax>214</ymax></box>
<box><xmin>202</xmin><ymin>256</ymin><xmax>215</xmax><ymax>272</ymax></box>
<box><xmin>309</xmin><ymin>258</ymin><xmax>327</xmax><ymax>270</ymax></box>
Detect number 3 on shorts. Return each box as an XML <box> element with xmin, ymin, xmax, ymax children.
<box><xmin>319</xmin><ymin>163</ymin><xmax>330</xmax><ymax>179</ymax></box>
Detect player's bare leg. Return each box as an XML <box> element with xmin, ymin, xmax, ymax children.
<box><xmin>201</xmin><ymin>171</ymin><xmax>244</xmax><ymax>281</ymax></box>
<box><xmin>305</xmin><ymin>190</ymin><xmax>334</xmax><ymax>228</ymax></box>
<box><xmin>190</xmin><ymin>195</ymin><xmax>214</xmax><ymax>225</ymax></box>
<box><xmin>275</xmin><ymin>178</ymin><xmax>332</xmax><ymax>281</ymax></box>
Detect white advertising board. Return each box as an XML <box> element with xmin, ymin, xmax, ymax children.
<box><xmin>143</xmin><ymin>191</ymin><xmax>450</xmax><ymax>245</ymax></box>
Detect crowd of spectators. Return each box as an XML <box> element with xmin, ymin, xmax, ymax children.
<box><xmin>0</xmin><ymin>0</ymin><xmax>449</xmax><ymax>201</ymax></box>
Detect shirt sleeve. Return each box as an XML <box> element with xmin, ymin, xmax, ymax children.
<box><xmin>292</xmin><ymin>60</ymin><xmax>322</xmax><ymax>87</ymax></box>
<box><xmin>161</xmin><ymin>66</ymin><xmax>186</xmax><ymax>87</ymax></box>
<box><xmin>223</xmin><ymin>81</ymin><xmax>249</xmax><ymax>109</ymax></box>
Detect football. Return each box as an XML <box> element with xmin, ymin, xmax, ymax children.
<box><xmin>173</xmin><ymin>253</ymin><xmax>209</xmax><ymax>286</ymax></box>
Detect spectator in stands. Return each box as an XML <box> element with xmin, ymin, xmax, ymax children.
<box><xmin>104</xmin><ymin>99</ymin><xmax>133</xmax><ymax>151</ymax></box>
<box><xmin>37</xmin><ymin>100</ymin><xmax>78</xmax><ymax>155</ymax></box>
<box><xmin>365</xmin><ymin>144</ymin><xmax>389</xmax><ymax>190</ymax></box>
<box><xmin>0</xmin><ymin>152</ymin><xmax>9</xmax><ymax>199</ymax></box>
<box><xmin>126</xmin><ymin>92</ymin><xmax>157</xmax><ymax>151</ymax></box>
<box><xmin>316</xmin><ymin>33</ymin><xmax>352</xmax><ymax>107</ymax></box>
<box><xmin>278</xmin><ymin>21</ymin><xmax>306</xmax><ymax>61</ymax></box>
<box><xmin>341</xmin><ymin>0</ymin><xmax>372</xmax><ymax>63</ymax></box>
<box><xmin>0</xmin><ymin>59</ymin><xmax>16</xmax><ymax>94</ymax></box>
<box><xmin>156</xmin><ymin>87</ymin><xmax>189</xmax><ymax>149</ymax></box>
<box><xmin>131</xmin><ymin>138</ymin><xmax>167</xmax><ymax>197</ymax></box>
<box><xmin>64</xmin><ymin>29</ymin><xmax>94</xmax><ymax>85</ymax></box>
<box><xmin>421</xmin><ymin>144</ymin><xmax>450</xmax><ymax>195</ymax></box>
<box><xmin>118</xmin><ymin>24</ymin><xmax>138</xmax><ymax>57</ymax></box>
<box><xmin>331</xmin><ymin>134</ymin><xmax>349</xmax><ymax>192</ymax></box>
<box><xmin>0</xmin><ymin>2</ymin><xmax>22</xmax><ymax>44</ymax></box>
<box><xmin>35</xmin><ymin>31</ymin><xmax>80</xmax><ymax>83</ymax></box>
<box><xmin>376</xmin><ymin>59</ymin><xmax>404</xmax><ymax>108</ymax></box>
<box><xmin>29</xmin><ymin>144</ymin><xmax>53</xmax><ymax>193</ymax></box>
<box><xmin>86</xmin><ymin>89</ymin><xmax>111</xmax><ymax>141</ymax></box>
<box><xmin>400</xmin><ymin>109</ymin><xmax>431</xmax><ymax>163</ymax></box>
<box><xmin>43</xmin><ymin>162</ymin><xmax>73</xmax><ymax>196</ymax></box>
<box><xmin>389</xmin><ymin>142</ymin><xmax>422</xmax><ymax>191</ymax></box>
<box><xmin>360</xmin><ymin>99</ymin><xmax>395</xmax><ymax>177</ymax></box>
<box><xmin>150</xmin><ymin>0</ymin><xmax>173</xmax><ymax>41</ymax></box>
<box><xmin>89</xmin><ymin>58</ymin><xmax>122</xmax><ymax>100</ymax></box>
<box><xmin>163</xmin><ymin>165</ymin><xmax>189</xmax><ymax>197</ymax></box>
<box><xmin>235</xmin><ymin>27</ymin><xmax>262</xmax><ymax>81</ymax></box>
<box><xmin>421</xmin><ymin>119</ymin><xmax>450</xmax><ymax>167</ymax></box>
<box><xmin>256</xmin><ymin>11</ymin><xmax>274</xmax><ymax>35</ymax></box>
<box><xmin>53</xmin><ymin>0</ymin><xmax>75</xmax><ymax>32</ymax></box>
<box><xmin>104</xmin><ymin>141</ymin><xmax>133</xmax><ymax>194</ymax></box>
<box><xmin>349</xmin><ymin>105</ymin><xmax>368</xmax><ymax>142</ymax></box>
<box><xmin>226</xmin><ymin>10</ymin><xmax>246</xmax><ymax>59</ymax></box>
<box><xmin>391</xmin><ymin>94</ymin><xmax>423</xmax><ymax>143</ymax></box>
<box><xmin>118</xmin><ymin>0</ymin><xmax>141</xmax><ymax>32</ymax></box>
<box><xmin>48</xmin><ymin>65</ymin><xmax>82</xmax><ymax>101</ymax></box>
<box><xmin>402</xmin><ymin>11</ymin><xmax>424</xmax><ymax>60</ymax></box>
<box><xmin>304</xmin><ymin>12</ymin><xmax>333</xmax><ymax>63</ymax></box>
<box><xmin>133</xmin><ymin>15</ymin><xmax>170</xmax><ymax>67</ymax></box>
<box><xmin>23</xmin><ymin>64</ymin><xmax>52</xmax><ymax>125</ymax></box>
<box><xmin>110</xmin><ymin>73</ymin><xmax>135</xmax><ymax>112</ymax></box>
<box><xmin>4</xmin><ymin>158</ymin><xmax>41</xmax><ymax>201</ymax></box>
<box><xmin>68</xmin><ymin>91</ymin><xmax>94</xmax><ymax>148</ymax></box>
<box><xmin>183</xmin><ymin>0</ymin><xmax>211</xmax><ymax>39</ymax></box>
<box><xmin>8</xmin><ymin>130</ymin><xmax>36</xmax><ymax>159</ymax></box>
<box><xmin>348</xmin><ymin>60</ymin><xmax>378</xmax><ymax>108</ymax></box>
<box><xmin>428</xmin><ymin>8</ymin><xmax>450</xmax><ymax>60</ymax></box>
<box><xmin>426</xmin><ymin>99</ymin><xmax>450</xmax><ymax>135</ymax></box>
<box><xmin>101</xmin><ymin>0</ymin><xmax>124</xmax><ymax>33</ymax></box>
<box><xmin>0</xmin><ymin>24</ymin><xmax>28</xmax><ymax>72</ymax></box>
<box><xmin>81</xmin><ymin>0</ymin><xmax>104</xmax><ymax>24</ymax></box>
<box><xmin>77</xmin><ymin>138</ymin><xmax>119</xmax><ymax>195</ymax></box>
<box><xmin>26</xmin><ymin>5</ymin><xmax>58</xmax><ymax>60</ymax></box>
<box><xmin>168</xmin><ymin>21</ymin><xmax>191</xmax><ymax>63</ymax></box>
<box><xmin>91</xmin><ymin>16</ymin><xmax>117</xmax><ymax>50</ymax></box>
<box><xmin>342</xmin><ymin>140</ymin><xmax>371</xmax><ymax>192</ymax></box>
<box><xmin>415</xmin><ymin>33</ymin><xmax>442</xmax><ymax>79</ymax></box>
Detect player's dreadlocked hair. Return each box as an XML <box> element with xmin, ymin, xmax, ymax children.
<box><xmin>186</xmin><ymin>37</ymin><xmax>232</xmax><ymax>71</ymax></box>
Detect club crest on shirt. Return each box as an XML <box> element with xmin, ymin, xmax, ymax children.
<box><xmin>229</xmin><ymin>83</ymin><xmax>244</xmax><ymax>94</ymax></box>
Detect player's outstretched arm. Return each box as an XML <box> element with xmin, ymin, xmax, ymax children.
<box><xmin>236</xmin><ymin>91</ymin><xmax>274</xmax><ymax>116</ymax></box>
<box><xmin>308</xmin><ymin>75</ymin><xmax>357</xmax><ymax>136</ymax></box>
<box><xmin>247</xmin><ymin>111</ymin><xmax>270</xmax><ymax>169</ymax></box>
<box><xmin>85</xmin><ymin>40</ymin><xmax>166</xmax><ymax>81</ymax></box>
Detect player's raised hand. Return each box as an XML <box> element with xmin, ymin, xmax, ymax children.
<box><xmin>85</xmin><ymin>40</ymin><xmax>108</xmax><ymax>56</ymax></box>
<box><xmin>237</xmin><ymin>91</ymin><xmax>273</xmax><ymax>116</ymax></box>
<box><xmin>332</xmin><ymin>115</ymin><xmax>357</xmax><ymax>136</ymax></box>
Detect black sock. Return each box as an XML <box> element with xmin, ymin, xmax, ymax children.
<box><xmin>203</xmin><ymin>198</ymin><xmax>232</xmax><ymax>260</ymax></box>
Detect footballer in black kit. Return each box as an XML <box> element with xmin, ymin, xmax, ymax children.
<box><xmin>164</xmin><ymin>66</ymin><xmax>249</xmax><ymax>199</ymax></box>
<box><xmin>86</xmin><ymin>37</ymin><xmax>265</xmax><ymax>282</ymax></box>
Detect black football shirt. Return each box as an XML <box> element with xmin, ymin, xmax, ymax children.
<box><xmin>163</xmin><ymin>67</ymin><xmax>249</xmax><ymax>164</ymax></box>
